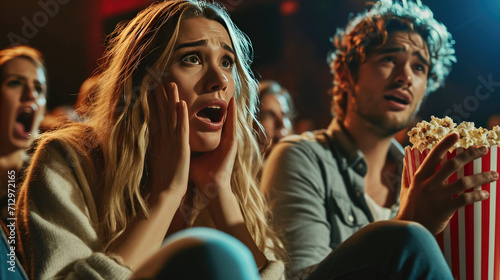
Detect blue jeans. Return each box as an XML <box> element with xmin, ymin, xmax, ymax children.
<box><xmin>134</xmin><ymin>227</ymin><xmax>260</xmax><ymax>280</ymax></box>
<box><xmin>306</xmin><ymin>221</ymin><xmax>453</xmax><ymax>280</ymax></box>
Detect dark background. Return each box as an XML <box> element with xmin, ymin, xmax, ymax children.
<box><xmin>1</xmin><ymin>0</ymin><xmax>499</xmax><ymax>130</ymax></box>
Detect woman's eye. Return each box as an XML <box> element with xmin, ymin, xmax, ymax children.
<box><xmin>381</xmin><ymin>56</ymin><xmax>394</xmax><ymax>62</ymax></box>
<box><xmin>181</xmin><ymin>55</ymin><xmax>201</xmax><ymax>65</ymax></box>
<box><xmin>35</xmin><ymin>85</ymin><xmax>44</xmax><ymax>94</ymax></box>
<box><xmin>6</xmin><ymin>80</ymin><xmax>22</xmax><ymax>87</ymax></box>
<box><xmin>221</xmin><ymin>57</ymin><xmax>235</xmax><ymax>69</ymax></box>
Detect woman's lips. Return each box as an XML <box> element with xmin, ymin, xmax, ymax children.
<box><xmin>14</xmin><ymin>122</ymin><xmax>31</xmax><ymax>138</ymax></box>
<box><xmin>14</xmin><ymin>106</ymin><xmax>36</xmax><ymax>139</ymax></box>
<box><xmin>193</xmin><ymin>99</ymin><xmax>227</xmax><ymax>131</ymax></box>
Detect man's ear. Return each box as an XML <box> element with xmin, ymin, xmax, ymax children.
<box><xmin>336</xmin><ymin>63</ymin><xmax>354</xmax><ymax>91</ymax></box>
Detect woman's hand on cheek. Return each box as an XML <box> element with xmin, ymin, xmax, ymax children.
<box><xmin>148</xmin><ymin>82</ymin><xmax>190</xmax><ymax>201</ymax></box>
<box><xmin>190</xmin><ymin>97</ymin><xmax>237</xmax><ymax>198</ymax></box>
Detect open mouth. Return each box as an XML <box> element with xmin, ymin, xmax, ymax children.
<box><xmin>384</xmin><ymin>95</ymin><xmax>409</xmax><ymax>105</ymax></box>
<box><xmin>16</xmin><ymin>107</ymin><xmax>35</xmax><ymax>134</ymax></box>
<box><xmin>196</xmin><ymin>105</ymin><xmax>225</xmax><ymax>123</ymax></box>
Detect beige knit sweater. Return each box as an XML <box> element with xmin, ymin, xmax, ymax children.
<box><xmin>16</xmin><ymin>138</ymin><xmax>284</xmax><ymax>280</ymax></box>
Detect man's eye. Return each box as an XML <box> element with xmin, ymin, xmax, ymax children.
<box><xmin>182</xmin><ymin>55</ymin><xmax>201</xmax><ymax>65</ymax></box>
<box><xmin>414</xmin><ymin>64</ymin><xmax>426</xmax><ymax>73</ymax></box>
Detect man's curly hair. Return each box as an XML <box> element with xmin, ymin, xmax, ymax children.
<box><xmin>329</xmin><ymin>0</ymin><xmax>456</xmax><ymax>120</ymax></box>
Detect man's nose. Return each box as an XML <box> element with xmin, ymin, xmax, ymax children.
<box><xmin>395</xmin><ymin>63</ymin><xmax>413</xmax><ymax>88</ymax></box>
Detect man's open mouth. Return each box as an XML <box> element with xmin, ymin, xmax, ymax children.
<box><xmin>384</xmin><ymin>95</ymin><xmax>409</xmax><ymax>105</ymax></box>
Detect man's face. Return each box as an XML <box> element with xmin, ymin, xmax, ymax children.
<box><xmin>344</xmin><ymin>31</ymin><xmax>430</xmax><ymax>135</ymax></box>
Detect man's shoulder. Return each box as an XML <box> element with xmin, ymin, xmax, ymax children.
<box><xmin>274</xmin><ymin>129</ymin><xmax>334</xmax><ymax>160</ymax></box>
<box><xmin>281</xmin><ymin>129</ymin><xmax>330</xmax><ymax>146</ymax></box>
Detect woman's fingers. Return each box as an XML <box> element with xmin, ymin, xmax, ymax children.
<box><xmin>150</xmin><ymin>82</ymin><xmax>183</xmax><ymax>136</ymax></box>
<box><xmin>176</xmin><ymin>100</ymin><xmax>189</xmax><ymax>148</ymax></box>
<box><xmin>148</xmin><ymin>89</ymin><xmax>160</xmax><ymax>132</ymax></box>
<box><xmin>223</xmin><ymin>98</ymin><xmax>238</xmax><ymax>163</ymax></box>
<box><xmin>151</xmin><ymin>80</ymin><xmax>170</xmax><ymax>132</ymax></box>
<box><xmin>223</xmin><ymin>98</ymin><xmax>236</xmax><ymax>138</ymax></box>
<box><xmin>165</xmin><ymin>82</ymin><xmax>179</xmax><ymax>129</ymax></box>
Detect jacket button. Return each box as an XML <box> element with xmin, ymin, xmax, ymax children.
<box><xmin>348</xmin><ymin>215</ymin><xmax>354</xmax><ymax>222</ymax></box>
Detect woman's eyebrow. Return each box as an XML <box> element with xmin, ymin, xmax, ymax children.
<box><xmin>175</xmin><ymin>39</ymin><xmax>207</xmax><ymax>51</ymax></box>
<box><xmin>174</xmin><ymin>40</ymin><xmax>235</xmax><ymax>55</ymax></box>
<box><xmin>4</xmin><ymin>74</ymin><xmax>45</xmax><ymax>86</ymax></box>
<box><xmin>221</xmin><ymin>43</ymin><xmax>235</xmax><ymax>55</ymax></box>
<box><xmin>4</xmin><ymin>73</ymin><xmax>27</xmax><ymax>80</ymax></box>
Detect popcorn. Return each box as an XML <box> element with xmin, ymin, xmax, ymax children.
<box><xmin>408</xmin><ymin>116</ymin><xmax>500</xmax><ymax>151</ymax></box>
<box><xmin>487</xmin><ymin>126</ymin><xmax>500</xmax><ymax>146</ymax></box>
<box><xmin>405</xmin><ymin>117</ymin><xmax>500</xmax><ymax>279</ymax></box>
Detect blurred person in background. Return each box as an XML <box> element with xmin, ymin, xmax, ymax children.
<box><xmin>73</xmin><ymin>74</ymin><xmax>100</xmax><ymax>117</ymax></box>
<box><xmin>256</xmin><ymin>80</ymin><xmax>296</xmax><ymax>156</ymax></box>
<box><xmin>0</xmin><ymin>45</ymin><xmax>46</xmax><ymax>221</ymax></box>
<box><xmin>0</xmin><ymin>45</ymin><xmax>46</xmax><ymax>280</ymax></box>
<box><xmin>487</xmin><ymin>114</ymin><xmax>500</xmax><ymax>130</ymax></box>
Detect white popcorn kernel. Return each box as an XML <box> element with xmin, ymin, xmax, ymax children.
<box><xmin>408</xmin><ymin>117</ymin><xmax>500</xmax><ymax>150</ymax></box>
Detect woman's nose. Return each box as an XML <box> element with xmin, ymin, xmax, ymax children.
<box><xmin>204</xmin><ymin>65</ymin><xmax>228</xmax><ymax>93</ymax></box>
<box><xmin>21</xmin><ymin>84</ymin><xmax>38</xmax><ymax>102</ymax></box>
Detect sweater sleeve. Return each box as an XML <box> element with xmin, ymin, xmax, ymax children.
<box><xmin>16</xmin><ymin>140</ymin><xmax>132</xmax><ymax>280</ymax></box>
<box><xmin>259</xmin><ymin>260</ymin><xmax>285</xmax><ymax>280</ymax></box>
<box><xmin>261</xmin><ymin>140</ymin><xmax>332</xmax><ymax>276</ymax></box>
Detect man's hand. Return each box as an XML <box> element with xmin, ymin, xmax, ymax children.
<box><xmin>397</xmin><ymin>132</ymin><xmax>499</xmax><ymax>235</ymax></box>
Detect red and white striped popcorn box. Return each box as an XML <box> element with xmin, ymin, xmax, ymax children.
<box><xmin>405</xmin><ymin>145</ymin><xmax>500</xmax><ymax>280</ymax></box>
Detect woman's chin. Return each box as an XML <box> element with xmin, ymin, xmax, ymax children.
<box><xmin>11</xmin><ymin>137</ymin><xmax>32</xmax><ymax>151</ymax></box>
<box><xmin>1</xmin><ymin>137</ymin><xmax>30</xmax><ymax>157</ymax></box>
<box><xmin>189</xmin><ymin>134</ymin><xmax>221</xmax><ymax>153</ymax></box>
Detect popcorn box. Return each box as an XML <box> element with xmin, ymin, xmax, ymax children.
<box><xmin>405</xmin><ymin>146</ymin><xmax>500</xmax><ymax>280</ymax></box>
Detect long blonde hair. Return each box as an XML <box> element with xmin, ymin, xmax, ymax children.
<box><xmin>42</xmin><ymin>0</ymin><xmax>283</xmax><ymax>258</ymax></box>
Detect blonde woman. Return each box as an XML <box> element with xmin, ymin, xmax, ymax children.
<box><xmin>16</xmin><ymin>1</ymin><xmax>284</xmax><ymax>279</ymax></box>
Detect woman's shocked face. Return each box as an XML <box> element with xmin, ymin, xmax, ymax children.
<box><xmin>0</xmin><ymin>57</ymin><xmax>46</xmax><ymax>155</ymax></box>
<box><xmin>164</xmin><ymin>17</ymin><xmax>236</xmax><ymax>152</ymax></box>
